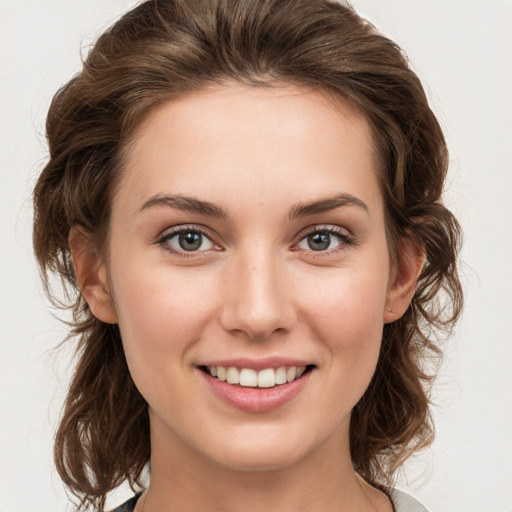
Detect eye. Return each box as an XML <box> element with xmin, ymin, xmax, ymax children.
<box><xmin>296</xmin><ymin>227</ymin><xmax>352</xmax><ymax>252</ymax></box>
<box><xmin>157</xmin><ymin>227</ymin><xmax>217</xmax><ymax>254</ymax></box>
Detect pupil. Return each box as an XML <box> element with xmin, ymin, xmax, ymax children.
<box><xmin>308</xmin><ymin>232</ymin><xmax>330</xmax><ymax>251</ymax></box>
<box><xmin>179</xmin><ymin>232</ymin><xmax>202</xmax><ymax>251</ymax></box>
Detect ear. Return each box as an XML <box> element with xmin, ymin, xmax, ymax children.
<box><xmin>68</xmin><ymin>226</ymin><xmax>118</xmax><ymax>324</ymax></box>
<box><xmin>384</xmin><ymin>237</ymin><xmax>424</xmax><ymax>324</ymax></box>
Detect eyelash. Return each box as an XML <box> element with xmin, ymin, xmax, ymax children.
<box><xmin>155</xmin><ymin>224</ymin><xmax>354</xmax><ymax>258</ymax></box>
<box><xmin>295</xmin><ymin>225</ymin><xmax>355</xmax><ymax>255</ymax></box>
<box><xmin>155</xmin><ymin>225</ymin><xmax>219</xmax><ymax>258</ymax></box>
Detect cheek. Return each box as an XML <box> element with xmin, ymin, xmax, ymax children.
<box><xmin>299</xmin><ymin>266</ymin><xmax>388</xmax><ymax>338</ymax></box>
<box><xmin>110</xmin><ymin>276</ymin><xmax>219</xmax><ymax>426</ymax></box>
<box><xmin>302</xmin><ymin>275</ymin><xmax>387</xmax><ymax>422</ymax></box>
<box><xmin>294</xmin><ymin>262</ymin><xmax>389</xmax><ymax>385</ymax></box>
<box><xmin>109</xmin><ymin>266</ymin><xmax>218</xmax><ymax>381</ymax></box>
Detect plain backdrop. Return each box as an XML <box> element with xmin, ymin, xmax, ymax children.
<box><xmin>1</xmin><ymin>1</ymin><xmax>511</xmax><ymax>511</ymax></box>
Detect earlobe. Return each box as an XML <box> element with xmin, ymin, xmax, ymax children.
<box><xmin>384</xmin><ymin>237</ymin><xmax>424</xmax><ymax>324</ymax></box>
<box><xmin>68</xmin><ymin>226</ymin><xmax>118</xmax><ymax>324</ymax></box>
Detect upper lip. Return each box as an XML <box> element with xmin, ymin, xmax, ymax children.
<box><xmin>197</xmin><ymin>356</ymin><xmax>315</xmax><ymax>371</ymax></box>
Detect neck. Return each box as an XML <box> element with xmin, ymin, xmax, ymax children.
<box><xmin>139</xmin><ymin>416</ymin><xmax>390</xmax><ymax>512</ymax></box>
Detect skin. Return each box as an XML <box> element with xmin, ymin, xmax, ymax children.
<box><xmin>71</xmin><ymin>83</ymin><xmax>421</xmax><ymax>512</ymax></box>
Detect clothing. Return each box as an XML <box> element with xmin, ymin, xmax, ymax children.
<box><xmin>109</xmin><ymin>488</ymin><xmax>429</xmax><ymax>512</ymax></box>
<box><xmin>387</xmin><ymin>487</ymin><xmax>429</xmax><ymax>511</ymax></box>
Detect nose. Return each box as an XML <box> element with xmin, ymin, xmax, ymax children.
<box><xmin>218</xmin><ymin>249</ymin><xmax>296</xmax><ymax>341</ymax></box>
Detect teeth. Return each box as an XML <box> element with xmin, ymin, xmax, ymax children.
<box><xmin>239</xmin><ymin>368</ymin><xmax>257</xmax><ymax>387</ymax></box>
<box><xmin>257</xmin><ymin>368</ymin><xmax>275</xmax><ymax>388</ymax></box>
<box><xmin>275</xmin><ymin>367</ymin><xmax>287</xmax><ymax>385</ymax></box>
<box><xmin>217</xmin><ymin>367</ymin><xmax>226</xmax><ymax>381</ymax></box>
<box><xmin>206</xmin><ymin>365</ymin><xmax>309</xmax><ymax>388</ymax></box>
<box><xmin>226</xmin><ymin>366</ymin><xmax>240</xmax><ymax>384</ymax></box>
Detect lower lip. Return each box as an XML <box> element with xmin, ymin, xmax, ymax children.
<box><xmin>199</xmin><ymin>370</ymin><xmax>312</xmax><ymax>412</ymax></box>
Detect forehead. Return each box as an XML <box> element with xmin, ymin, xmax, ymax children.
<box><xmin>115</xmin><ymin>83</ymin><xmax>383</xmax><ymax>217</ymax></box>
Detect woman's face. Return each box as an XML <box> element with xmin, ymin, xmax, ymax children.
<box><xmin>104</xmin><ymin>84</ymin><xmax>394</xmax><ymax>471</ymax></box>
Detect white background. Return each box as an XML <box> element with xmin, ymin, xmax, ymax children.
<box><xmin>1</xmin><ymin>0</ymin><xmax>511</xmax><ymax>511</ymax></box>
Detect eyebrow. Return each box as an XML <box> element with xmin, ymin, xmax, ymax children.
<box><xmin>137</xmin><ymin>192</ymin><xmax>368</xmax><ymax>220</ymax></box>
<box><xmin>138</xmin><ymin>194</ymin><xmax>229</xmax><ymax>219</ymax></box>
<box><xmin>288</xmin><ymin>193</ymin><xmax>369</xmax><ymax>219</ymax></box>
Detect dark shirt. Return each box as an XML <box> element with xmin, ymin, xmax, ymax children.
<box><xmin>110</xmin><ymin>493</ymin><xmax>140</xmax><ymax>512</ymax></box>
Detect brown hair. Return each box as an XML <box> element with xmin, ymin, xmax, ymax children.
<box><xmin>33</xmin><ymin>0</ymin><xmax>463</xmax><ymax>509</ymax></box>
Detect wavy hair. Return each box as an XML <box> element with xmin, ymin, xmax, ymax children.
<box><xmin>33</xmin><ymin>0</ymin><xmax>463</xmax><ymax>509</ymax></box>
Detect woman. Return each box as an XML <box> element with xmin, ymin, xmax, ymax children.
<box><xmin>32</xmin><ymin>0</ymin><xmax>462</xmax><ymax>510</ymax></box>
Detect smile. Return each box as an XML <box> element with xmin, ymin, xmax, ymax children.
<box><xmin>200</xmin><ymin>365</ymin><xmax>313</xmax><ymax>388</ymax></box>
<box><xmin>198</xmin><ymin>362</ymin><xmax>315</xmax><ymax>412</ymax></box>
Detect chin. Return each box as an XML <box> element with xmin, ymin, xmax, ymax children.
<box><xmin>212</xmin><ymin>446</ymin><xmax>306</xmax><ymax>473</ymax></box>
<box><xmin>200</xmin><ymin>425</ymin><xmax>322</xmax><ymax>473</ymax></box>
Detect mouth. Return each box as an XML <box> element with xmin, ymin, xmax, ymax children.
<box><xmin>198</xmin><ymin>364</ymin><xmax>315</xmax><ymax>389</ymax></box>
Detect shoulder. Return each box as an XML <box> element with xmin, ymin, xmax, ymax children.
<box><xmin>387</xmin><ymin>487</ymin><xmax>430</xmax><ymax>512</ymax></box>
